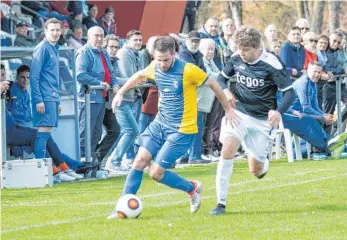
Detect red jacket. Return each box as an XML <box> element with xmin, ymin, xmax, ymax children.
<box><xmin>304</xmin><ymin>48</ymin><xmax>317</xmax><ymax>69</ymax></box>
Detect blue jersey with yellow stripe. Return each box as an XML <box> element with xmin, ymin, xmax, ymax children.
<box><xmin>142</xmin><ymin>58</ymin><xmax>208</xmax><ymax>134</ymax></box>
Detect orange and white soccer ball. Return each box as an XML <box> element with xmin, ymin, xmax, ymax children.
<box><xmin>116</xmin><ymin>194</ymin><xmax>143</xmax><ymax>219</ymax></box>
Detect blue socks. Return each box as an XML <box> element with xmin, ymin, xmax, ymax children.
<box><xmin>34</xmin><ymin>132</ymin><xmax>51</xmax><ymax>158</ymax></box>
<box><xmin>160</xmin><ymin>170</ymin><xmax>194</xmax><ymax>193</ymax></box>
<box><xmin>123</xmin><ymin>169</ymin><xmax>144</xmax><ymax>195</ymax></box>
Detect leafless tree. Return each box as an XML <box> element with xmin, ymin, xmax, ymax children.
<box><xmin>328</xmin><ymin>0</ymin><xmax>340</xmax><ymax>33</ymax></box>
<box><xmin>228</xmin><ymin>0</ymin><xmax>242</xmax><ymax>28</ymax></box>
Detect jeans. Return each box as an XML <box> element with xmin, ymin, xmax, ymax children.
<box><xmin>139</xmin><ymin>112</ymin><xmax>155</xmax><ymax>134</ymax></box>
<box><xmin>188</xmin><ymin>111</ymin><xmax>206</xmax><ymax>160</ymax></box>
<box><xmin>109</xmin><ymin>101</ymin><xmax>140</xmax><ymax>166</ymax></box>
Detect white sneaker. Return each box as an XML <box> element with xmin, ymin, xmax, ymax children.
<box><xmin>189</xmin><ymin>181</ymin><xmax>202</xmax><ymax>214</ymax></box>
<box><xmin>54</xmin><ymin>172</ymin><xmax>76</xmax><ymax>182</ymax></box>
<box><xmin>64</xmin><ymin>169</ymin><xmax>84</xmax><ymax>180</ymax></box>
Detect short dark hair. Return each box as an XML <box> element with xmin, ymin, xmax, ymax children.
<box><xmin>126</xmin><ymin>30</ymin><xmax>142</xmax><ymax>40</ymax></box>
<box><xmin>153</xmin><ymin>36</ymin><xmax>175</xmax><ymax>54</ymax></box>
<box><xmin>0</xmin><ymin>64</ymin><xmax>5</xmax><ymax>70</ymax></box>
<box><xmin>103</xmin><ymin>34</ymin><xmax>119</xmax><ymax>48</ymax></box>
<box><xmin>290</xmin><ymin>26</ymin><xmax>301</xmax><ymax>32</ymax></box>
<box><xmin>308</xmin><ymin>61</ymin><xmax>322</xmax><ymax>68</ymax></box>
<box><xmin>88</xmin><ymin>4</ymin><xmax>97</xmax><ymax>11</ymax></box>
<box><xmin>44</xmin><ymin>18</ymin><xmax>62</xmax><ymax>29</ymax></box>
<box><xmin>16</xmin><ymin>65</ymin><xmax>30</xmax><ymax>75</ymax></box>
<box><xmin>105</xmin><ymin>6</ymin><xmax>114</xmax><ymax>14</ymax></box>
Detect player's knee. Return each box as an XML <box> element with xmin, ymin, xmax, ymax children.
<box><xmin>149</xmin><ymin>168</ymin><xmax>163</xmax><ymax>182</ymax></box>
<box><xmin>132</xmin><ymin>156</ymin><xmax>148</xmax><ymax>170</ymax></box>
<box><xmin>221</xmin><ymin>149</ymin><xmax>235</xmax><ymax>159</ymax></box>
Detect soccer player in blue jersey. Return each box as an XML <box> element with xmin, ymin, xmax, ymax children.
<box><xmin>108</xmin><ymin>36</ymin><xmax>236</xmax><ymax>218</ymax></box>
<box><xmin>210</xmin><ymin>26</ymin><xmax>296</xmax><ymax>215</ymax></box>
<box><xmin>30</xmin><ymin>18</ymin><xmax>62</xmax><ymax>158</ymax></box>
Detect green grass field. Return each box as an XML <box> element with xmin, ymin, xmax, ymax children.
<box><xmin>2</xmin><ymin>159</ymin><xmax>347</xmax><ymax>240</ymax></box>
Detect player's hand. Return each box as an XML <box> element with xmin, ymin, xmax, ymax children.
<box><xmin>112</xmin><ymin>91</ymin><xmax>123</xmax><ymax>113</ymax></box>
<box><xmin>267</xmin><ymin>110</ymin><xmax>281</xmax><ymax>127</ymax></box>
<box><xmin>113</xmin><ymin>85</ymin><xmax>119</xmax><ymax>94</ymax></box>
<box><xmin>101</xmin><ymin>82</ymin><xmax>110</xmax><ymax>92</ymax></box>
<box><xmin>324</xmin><ymin>114</ymin><xmax>334</xmax><ymax>125</ymax></box>
<box><xmin>0</xmin><ymin>81</ymin><xmax>10</xmax><ymax>94</ymax></box>
<box><xmin>224</xmin><ymin>107</ymin><xmax>240</xmax><ymax>128</ymax></box>
<box><xmin>58</xmin><ymin>105</ymin><xmax>62</xmax><ymax>115</ymax></box>
<box><xmin>292</xmin><ymin>69</ymin><xmax>297</xmax><ymax>76</ymax></box>
<box><xmin>293</xmin><ymin>110</ymin><xmax>302</xmax><ymax>119</ymax></box>
<box><xmin>36</xmin><ymin>102</ymin><xmax>45</xmax><ymax>114</ymax></box>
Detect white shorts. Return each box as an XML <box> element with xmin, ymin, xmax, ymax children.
<box><xmin>219</xmin><ymin>110</ymin><xmax>277</xmax><ymax>162</ymax></box>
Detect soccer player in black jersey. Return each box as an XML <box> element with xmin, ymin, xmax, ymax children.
<box><xmin>211</xmin><ymin>26</ymin><xmax>295</xmax><ymax>215</ymax></box>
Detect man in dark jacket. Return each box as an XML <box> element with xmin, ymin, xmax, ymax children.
<box><xmin>14</xmin><ymin>22</ymin><xmax>36</xmax><ymax>47</ymax></box>
<box><xmin>182</xmin><ymin>0</ymin><xmax>201</xmax><ymax>32</ymax></box>
<box><xmin>280</xmin><ymin>26</ymin><xmax>306</xmax><ymax>79</ymax></box>
<box><xmin>179</xmin><ymin>30</ymin><xmax>206</xmax><ymax>72</ymax></box>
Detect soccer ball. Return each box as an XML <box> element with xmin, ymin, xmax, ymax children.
<box><xmin>116</xmin><ymin>194</ymin><xmax>143</xmax><ymax>219</ymax></box>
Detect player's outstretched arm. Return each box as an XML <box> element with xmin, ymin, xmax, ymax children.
<box><xmin>205</xmin><ymin>78</ymin><xmax>239</xmax><ymax>124</ymax></box>
<box><xmin>112</xmin><ymin>71</ymin><xmax>145</xmax><ymax>111</ymax></box>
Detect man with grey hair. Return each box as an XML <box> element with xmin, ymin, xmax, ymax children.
<box><xmin>76</xmin><ymin>26</ymin><xmax>118</xmax><ymax>158</ymax></box>
<box><xmin>295</xmin><ymin>18</ymin><xmax>310</xmax><ymax>38</ymax></box>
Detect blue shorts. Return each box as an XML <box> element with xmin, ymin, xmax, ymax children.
<box><xmin>33</xmin><ymin>101</ymin><xmax>59</xmax><ymax>127</ymax></box>
<box><xmin>139</xmin><ymin>120</ymin><xmax>195</xmax><ymax>169</ymax></box>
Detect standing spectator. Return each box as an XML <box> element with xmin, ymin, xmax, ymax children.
<box><xmin>323</xmin><ymin>31</ymin><xmax>347</xmax><ymax>134</ymax></box>
<box><xmin>264</xmin><ymin>24</ymin><xmax>278</xmax><ymax>43</ymax></box>
<box><xmin>21</xmin><ymin>1</ymin><xmax>67</xmax><ymax>21</ymax></box>
<box><xmin>57</xmin><ymin>21</ymin><xmax>70</xmax><ymax>46</ymax></box>
<box><xmin>179</xmin><ymin>31</ymin><xmax>206</xmax><ymax>71</ymax></box>
<box><xmin>30</xmin><ymin>18</ymin><xmax>62</xmax><ymax>158</ymax></box>
<box><xmin>105</xmin><ymin>30</ymin><xmax>144</xmax><ymax>172</ymax></box>
<box><xmin>269</xmin><ymin>38</ymin><xmax>282</xmax><ymax>56</ymax></box>
<box><xmin>316</xmin><ymin>34</ymin><xmax>331</xmax><ymax>109</ymax></box>
<box><xmin>14</xmin><ymin>22</ymin><xmax>36</xmax><ymax>47</ymax></box>
<box><xmin>280</xmin><ymin>26</ymin><xmax>306</xmax><ymax>78</ymax></box>
<box><xmin>99</xmin><ymin>7</ymin><xmax>117</xmax><ymax>36</ymax></box>
<box><xmin>303</xmin><ymin>32</ymin><xmax>319</xmax><ymax>69</ymax></box>
<box><xmin>76</xmin><ymin>26</ymin><xmax>118</xmax><ymax>158</ymax></box>
<box><xmin>138</xmin><ymin>36</ymin><xmax>159</xmax><ymax>134</ymax></box>
<box><xmin>219</xmin><ymin>18</ymin><xmax>236</xmax><ymax>63</ymax></box>
<box><xmin>83</xmin><ymin>4</ymin><xmax>99</xmax><ymax>30</ymax></box>
<box><xmin>182</xmin><ymin>0</ymin><xmax>201</xmax><ymax>32</ymax></box>
<box><xmin>199</xmin><ymin>17</ymin><xmax>223</xmax><ymax>70</ymax></box>
<box><xmin>68</xmin><ymin>25</ymin><xmax>85</xmax><ymax>49</ymax></box>
<box><xmin>95</xmin><ymin>34</ymin><xmax>123</xmax><ymax>161</ymax></box>
<box><xmin>295</xmin><ymin>18</ymin><xmax>310</xmax><ymax>38</ymax></box>
<box><xmin>7</xmin><ymin>65</ymin><xmax>32</xmax><ymax>127</ymax></box>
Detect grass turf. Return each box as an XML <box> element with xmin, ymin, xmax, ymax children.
<box><xmin>1</xmin><ymin>159</ymin><xmax>347</xmax><ymax>240</ymax></box>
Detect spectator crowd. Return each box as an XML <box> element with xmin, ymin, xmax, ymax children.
<box><xmin>1</xmin><ymin>1</ymin><xmax>347</xmax><ymax>184</ymax></box>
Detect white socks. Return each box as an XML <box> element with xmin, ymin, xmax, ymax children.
<box><xmin>261</xmin><ymin>159</ymin><xmax>269</xmax><ymax>175</ymax></box>
<box><xmin>216</xmin><ymin>157</ymin><xmax>234</xmax><ymax>206</ymax></box>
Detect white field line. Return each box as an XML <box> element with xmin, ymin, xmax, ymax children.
<box><xmin>2</xmin><ymin>173</ymin><xmax>346</xmax><ymax>234</ymax></box>
<box><xmin>1</xmin><ymin>168</ymin><xmax>336</xmax><ymax>208</ymax></box>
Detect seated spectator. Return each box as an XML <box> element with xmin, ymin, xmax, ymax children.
<box><xmin>0</xmin><ymin>2</ymin><xmax>11</xmax><ymax>33</ymax></box>
<box><xmin>57</xmin><ymin>21</ymin><xmax>70</xmax><ymax>46</ymax></box>
<box><xmin>21</xmin><ymin>1</ymin><xmax>67</xmax><ymax>21</ymax></box>
<box><xmin>264</xmin><ymin>24</ymin><xmax>278</xmax><ymax>43</ymax></box>
<box><xmin>1</xmin><ymin>66</ymin><xmax>83</xmax><ymax>182</ymax></box>
<box><xmin>280</xmin><ymin>26</ymin><xmax>306</xmax><ymax>78</ymax></box>
<box><xmin>14</xmin><ymin>22</ymin><xmax>36</xmax><ymax>47</ymax></box>
<box><xmin>69</xmin><ymin>25</ymin><xmax>85</xmax><ymax>49</ymax></box>
<box><xmin>7</xmin><ymin>65</ymin><xmax>32</xmax><ymax>127</ymax></box>
<box><xmin>83</xmin><ymin>4</ymin><xmax>99</xmax><ymax>30</ymax></box>
<box><xmin>282</xmin><ymin>61</ymin><xmax>347</xmax><ymax>159</ymax></box>
<box><xmin>99</xmin><ymin>7</ymin><xmax>117</xmax><ymax>36</ymax></box>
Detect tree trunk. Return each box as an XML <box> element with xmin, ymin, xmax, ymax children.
<box><xmin>303</xmin><ymin>1</ymin><xmax>311</xmax><ymax>23</ymax></box>
<box><xmin>329</xmin><ymin>0</ymin><xmax>340</xmax><ymax>33</ymax></box>
<box><xmin>296</xmin><ymin>1</ymin><xmax>304</xmax><ymax>19</ymax></box>
<box><xmin>228</xmin><ymin>0</ymin><xmax>242</xmax><ymax>28</ymax></box>
<box><xmin>311</xmin><ymin>0</ymin><xmax>325</xmax><ymax>34</ymax></box>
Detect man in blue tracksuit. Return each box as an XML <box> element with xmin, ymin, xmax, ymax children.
<box><xmin>7</xmin><ymin>65</ymin><xmax>32</xmax><ymax>127</ymax></box>
<box><xmin>30</xmin><ymin>18</ymin><xmax>62</xmax><ymax>158</ymax></box>
<box><xmin>76</xmin><ymin>26</ymin><xmax>118</xmax><ymax>157</ymax></box>
<box><xmin>280</xmin><ymin>26</ymin><xmax>306</xmax><ymax>79</ymax></box>
<box><xmin>283</xmin><ymin>61</ymin><xmax>347</xmax><ymax>158</ymax></box>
